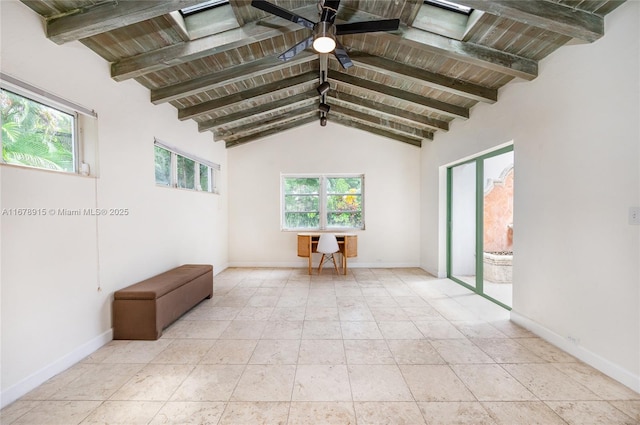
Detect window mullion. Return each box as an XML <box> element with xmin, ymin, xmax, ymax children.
<box><xmin>170</xmin><ymin>152</ymin><xmax>178</xmax><ymax>188</ymax></box>
<box><xmin>195</xmin><ymin>162</ymin><xmax>201</xmax><ymax>190</ymax></box>
<box><xmin>320</xmin><ymin>176</ymin><xmax>327</xmax><ymax>230</ymax></box>
<box><xmin>72</xmin><ymin>113</ymin><xmax>79</xmax><ymax>173</ymax></box>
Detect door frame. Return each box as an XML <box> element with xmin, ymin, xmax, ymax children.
<box><xmin>446</xmin><ymin>145</ymin><xmax>513</xmax><ymax>310</ymax></box>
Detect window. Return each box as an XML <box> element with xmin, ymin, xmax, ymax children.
<box><xmin>283</xmin><ymin>177</ymin><xmax>321</xmax><ymax>229</ymax></box>
<box><xmin>154</xmin><ymin>145</ymin><xmax>172</xmax><ymax>186</ymax></box>
<box><xmin>199</xmin><ymin>163</ymin><xmax>210</xmax><ymax>191</ymax></box>
<box><xmin>282</xmin><ymin>174</ymin><xmax>364</xmax><ymax>231</ymax></box>
<box><xmin>154</xmin><ymin>139</ymin><xmax>219</xmax><ymax>193</ymax></box>
<box><xmin>1</xmin><ymin>88</ymin><xmax>76</xmax><ymax>172</ymax></box>
<box><xmin>1</xmin><ymin>74</ymin><xmax>97</xmax><ymax>175</ymax></box>
<box><xmin>177</xmin><ymin>156</ymin><xmax>196</xmax><ymax>189</ymax></box>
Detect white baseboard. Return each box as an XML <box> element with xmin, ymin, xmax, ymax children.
<box><xmin>419</xmin><ymin>265</ymin><xmax>445</xmax><ymax>278</ymax></box>
<box><xmin>1</xmin><ymin>329</ymin><xmax>113</xmax><ymax>409</ymax></box>
<box><xmin>213</xmin><ymin>263</ymin><xmax>229</xmax><ymax>275</ymax></box>
<box><xmin>226</xmin><ymin>262</ymin><xmax>421</xmax><ymax>269</ymax></box>
<box><xmin>227</xmin><ymin>261</ymin><xmax>306</xmax><ymax>268</ymax></box>
<box><xmin>510</xmin><ymin>311</ymin><xmax>640</xmax><ymax>394</ymax></box>
<box><xmin>351</xmin><ymin>262</ymin><xmax>420</xmax><ymax>268</ymax></box>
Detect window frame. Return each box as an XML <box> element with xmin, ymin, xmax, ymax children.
<box><xmin>0</xmin><ymin>77</ymin><xmax>94</xmax><ymax>174</ymax></box>
<box><xmin>281</xmin><ymin>173</ymin><xmax>365</xmax><ymax>231</ymax></box>
<box><xmin>180</xmin><ymin>0</ymin><xmax>229</xmax><ymax>16</ymax></box>
<box><xmin>154</xmin><ymin>138</ymin><xmax>219</xmax><ymax>194</ymax></box>
<box><xmin>423</xmin><ymin>0</ymin><xmax>472</xmax><ymax>15</ymax></box>
<box><xmin>446</xmin><ymin>144</ymin><xmax>514</xmax><ymax>311</ymax></box>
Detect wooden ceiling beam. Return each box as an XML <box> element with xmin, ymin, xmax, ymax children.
<box><xmin>215</xmin><ymin>106</ymin><xmax>318</xmax><ymax>140</ymax></box>
<box><xmin>331</xmin><ymin>105</ymin><xmax>433</xmax><ymax>141</ymax></box>
<box><xmin>344</xmin><ymin>52</ymin><xmax>497</xmax><ymax>104</ymax></box>
<box><xmin>457</xmin><ymin>0</ymin><xmax>604</xmax><ymax>42</ymax></box>
<box><xmin>112</xmin><ymin>23</ymin><xmax>308</xmax><ymax>82</ymax></box>
<box><xmin>330</xmin><ymin>92</ymin><xmax>449</xmax><ymax>132</ymax></box>
<box><xmin>42</xmin><ymin>0</ymin><xmax>205</xmax><ymax>44</ymax></box>
<box><xmin>152</xmin><ymin>51</ymin><xmax>317</xmax><ymax>104</ymax></box>
<box><xmin>224</xmin><ymin>116</ymin><xmax>318</xmax><ymax>148</ymax></box>
<box><xmin>330</xmin><ymin>73</ymin><xmax>469</xmax><ymax>120</ymax></box>
<box><xmin>337</xmin><ymin>7</ymin><xmax>538</xmax><ymax>80</ymax></box>
<box><xmin>110</xmin><ymin>4</ymin><xmax>318</xmax><ymax>81</ymax></box>
<box><xmin>178</xmin><ymin>72</ymin><xmax>318</xmax><ymax>120</ymax></box>
<box><xmin>356</xmin><ymin>26</ymin><xmax>538</xmax><ymax>81</ymax></box>
<box><xmin>199</xmin><ymin>93</ymin><xmax>317</xmax><ymax>132</ymax></box>
<box><xmin>331</xmin><ymin>116</ymin><xmax>424</xmax><ymax>147</ymax></box>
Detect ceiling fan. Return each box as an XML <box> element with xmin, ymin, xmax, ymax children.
<box><xmin>251</xmin><ymin>0</ymin><xmax>400</xmax><ymax>69</ymax></box>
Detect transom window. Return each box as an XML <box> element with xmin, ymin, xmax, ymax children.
<box><xmin>282</xmin><ymin>174</ymin><xmax>364</xmax><ymax>231</ymax></box>
<box><xmin>154</xmin><ymin>139</ymin><xmax>219</xmax><ymax>193</ymax></box>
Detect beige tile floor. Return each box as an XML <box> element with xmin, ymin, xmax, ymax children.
<box><xmin>2</xmin><ymin>267</ymin><xmax>639</xmax><ymax>425</ymax></box>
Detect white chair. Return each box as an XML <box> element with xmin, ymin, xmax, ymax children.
<box><xmin>317</xmin><ymin>233</ymin><xmax>340</xmax><ymax>274</ymax></box>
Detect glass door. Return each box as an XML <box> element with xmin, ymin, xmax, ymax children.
<box><xmin>449</xmin><ymin>161</ymin><xmax>478</xmax><ymax>289</ymax></box>
<box><xmin>482</xmin><ymin>151</ymin><xmax>514</xmax><ymax>307</ymax></box>
<box><xmin>447</xmin><ymin>146</ymin><xmax>513</xmax><ymax>309</ymax></box>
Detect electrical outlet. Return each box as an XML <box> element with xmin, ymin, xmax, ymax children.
<box><xmin>630</xmin><ymin>207</ymin><xmax>640</xmax><ymax>225</ymax></box>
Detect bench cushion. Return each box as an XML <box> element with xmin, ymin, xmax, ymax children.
<box><xmin>114</xmin><ymin>264</ymin><xmax>213</xmax><ymax>300</ymax></box>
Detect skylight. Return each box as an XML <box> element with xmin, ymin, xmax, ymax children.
<box><xmin>424</xmin><ymin>0</ymin><xmax>472</xmax><ymax>15</ymax></box>
<box><xmin>181</xmin><ymin>0</ymin><xmax>229</xmax><ymax>16</ymax></box>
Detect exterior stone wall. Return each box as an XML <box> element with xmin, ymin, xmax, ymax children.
<box><xmin>483</xmin><ymin>167</ymin><xmax>514</xmax><ymax>253</ymax></box>
<box><xmin>483</xmin><ymin>252</ymin><xmax>513</xmax><ymax>283</ymax></box>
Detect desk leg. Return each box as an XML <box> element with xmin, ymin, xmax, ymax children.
<box><xmin>308</xmin><ymin>255</ymin><xmax>312</xmax><ymax>275</ymax></box>
<box><xmin>343</xmin><ymin>254</ymin><xmax>347</xmax><ymax>275</ymax></box>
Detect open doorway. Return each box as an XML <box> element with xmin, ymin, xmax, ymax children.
<box><xmin>447</xmin><ymin>146</ymin><xmax>513</xmax><ymax>309</ymax></box>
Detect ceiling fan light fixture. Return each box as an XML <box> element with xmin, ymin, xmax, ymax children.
<box><xmin>318</xmin><ymin>102</ymin><xmax>330</xmax><ymax>113</ymax></box>
<box><xmin>320</xmin><ymin>116</ymin><xmax>327</xmax><ymax>126</ymax></box>
<box><xmin>317</xmin><ymin>81</ymin><xmax>331</xmax><ymax>95</ymax></box>
<box><xmin>312</xmin><ymin>21</ymin><xmax>336</xmax><ymax>53</ymax></box>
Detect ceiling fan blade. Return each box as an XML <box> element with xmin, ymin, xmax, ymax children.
<box><xmin>251</xmin><ymin>0</ymin><xmax>315</xmax><ymax>30</ymax></box>
<box><xmin>320</xmin><ymin>0</ymin><xmax>341</xmax><ymax>23</ymax></box>
<box><xmin>335</xmin><ymin>19</ymin><xmax>400</xmax><ymax>35</ymax></box>
<box><xmin>278</xmin><ymin>36</ymin><xmax>314</xmax><ymax>61</ymax></box>
<box><xmin>333</xmin><ymin>40</ymin><xmax>353</xmax><ymax>69</ymax></box>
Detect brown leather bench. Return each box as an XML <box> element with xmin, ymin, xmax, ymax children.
<box><xmin>112</xmin><ymin>264</ymin><xmax>213</xmax><ymax>340</ymax></box>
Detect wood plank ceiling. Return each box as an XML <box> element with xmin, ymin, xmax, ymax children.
<box><xmin>20</xmin><ymin>0</ymin><xmax>624</xmax><ymax>148</ymax></box>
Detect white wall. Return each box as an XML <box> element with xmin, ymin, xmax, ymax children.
<box><xmin>0</xmin><ymin>0</ymin><xmax>228</xmax><ymax>406</ymax></box>
<box><xmin>227</xmin><ymin>122</ymin><xmax>421</xmax><ymax>268</ymax></box>
<box><xmin>421</xmin><ymin>3</ymin><xmax>640</xmax><ymax>391</ymax></box>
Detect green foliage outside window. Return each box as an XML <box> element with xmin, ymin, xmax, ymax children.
<box><xmin>177</xmin><ymin>156</ymin><xmax>195</xmax><ymax>189</ymax></box>
<box><xmin>1</xmin><ymin>89</ymin><xmax>75</xmax><ymax>172</ymax></box>
<box><xmin>327</xmin><ymin>177</ymin><xmax>362</xmax><ymax>228</ymax></box>
<box><xmin>154</xmin><ymin>146</ymin><xmax>171</xmax><ymax>185</ymax></box>
<box><xmin>199</xmin><ymin>163</ymin><xmax>209</xmax><ymax>191</ymax></box>
<box><xmin>284</xmin><ymin>177</ymin><xmax>320</xmax><ymax>229</ymax></box>
<box><xmin>154</xmin><ymin>142</ymin><xmax>218</xmax><ymax>193</ymax></box>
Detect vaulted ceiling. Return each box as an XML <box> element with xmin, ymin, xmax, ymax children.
<box><xmin>20</xmin><ymin>0</ymin><xmax>624</xmax><ymax>147</ymax></box>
